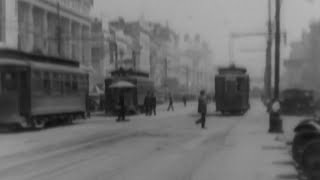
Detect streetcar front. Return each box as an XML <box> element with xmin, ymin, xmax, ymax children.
<box><xmin>0</xmin><ymin>60</ymin><xmax>29</xmax><ymax>127</ymax></box>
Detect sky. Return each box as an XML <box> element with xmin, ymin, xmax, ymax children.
<box><xmin>92</xmin><ymin>0</ymin><xmax>320</xmax><ymax>78</ymax></box>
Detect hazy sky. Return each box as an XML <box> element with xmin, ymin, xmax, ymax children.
<box><xmin>92</xmin><ymin>0</ymin><xmax>320</xmax><ymax>77</ymax></box>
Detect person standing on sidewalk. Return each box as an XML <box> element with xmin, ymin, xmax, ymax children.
<box><xmin>182</xmin><ymin>94</ymin><xmax>187</xmax><ymax>107</ymax></box>
<box><xmin>144</xmin><ymin>92</ymin><xmax>151</xmax><ymax>116</ymax></box>
<box><xmin>117</xmin><ymin>91</ymin><xmax>126</xmax><ymax>122</ymax></box>
<box><xmin>196</xmin><ymin>90</ymin><xmax>207</xmax><ymax>129</ymax></box>
<box><xmin>151</xmin><ymin>92</ymin><xmax>157</xmax><ymax>116</ymax></box>
<box><xmin>167</xmin><ymin>93</ymin><xmax>174</xmax><ymax>111</ymax></box>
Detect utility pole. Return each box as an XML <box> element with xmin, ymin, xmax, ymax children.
<box><xmin>56</xmin><ymin>2</ymin><xmax>62</xmax><ymax>57</ymax></box>
<box><xmin>274</xmin><ymin>0</ymin><xmax>281</xmax><ymax>100</ymax></box>
<box><xmin>164</xmin><ymin>57</ymin><xmax>168</xmax><ymax>87</ymax></box>
<box><xmin>265</xmin><ymin>0</ymin><xmax>272</xmax><ymax>108</ymax></box>
<box><xmin>185</xmin><ymin>66</ymin><xmax>189</xmax><ymax>93</ymax></box>
<box><xmin>269</xmin><ymin>0</ymin><xmax>283</xmax><ymax>133</ymax></box>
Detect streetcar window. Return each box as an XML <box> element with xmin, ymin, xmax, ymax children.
<box><xmin>237</xmin><ymin>78</ymin><xmax>242</xmax><ymax>91</ymax></box>
<box><xmin>0</xmin><ymin>72</ymin><xmax>17</xmax><ymax>94</ymax></box>
<box><xmin>225</xmin><ymin>80</ymin><xmax>234</xmax><ymax>92</ymax></box>
<box><xmin>79</xmin><ymin>75</ymin><xmax>87</xmax><ymax>91</ymax></box>
<box><xmin>43</xmin><ymin>72</ymin><xmax>51</xmax><ymax>94</ymax></box>
<box><xmin>52</xmin><ymin>72</ymin><xmax>62</xmax><ymax>95</ymax></box>
<box><xmin>32</xmin><ymin>71</ymin><xmax>43</xmax><ymax>95</ymax></box>
<box><xmin>64</xmin><ymin>74</ymin><xmax>72</xmax><ymax>94</ymax></box>
<box><xmin>72</xmin><ymin>75</ymin><xmax>78</xmax><ymax>92</ymax></box>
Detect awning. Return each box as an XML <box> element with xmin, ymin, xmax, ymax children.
<box><xmin>109</xmin><ymin>81</ymin><xmax>135</xmax><ymax>89</ymax></box>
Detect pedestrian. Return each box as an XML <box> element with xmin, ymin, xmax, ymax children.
<box><xmin>196</xmin><ymin>90</ymin><xmax>207</xmax><ymax>129</ymax></box>
<box><xmin>167</xmin><ymin>93</ymin><xmax>174</xmax><ymax>111</ymax></box>
<box><xmin>151</xmin><ymin>92</ymin><xmax>157</xmax><ymax>116</ymax></box>
<box><xmin>183</xmin><ymin>94</ymin><xmax>187</xmax><ymax>107</ymax></box>
<box><xmin>144</xmin><ymin>92</ymin><xmax>151</xmax><ymax>116</ymax></box>
<box><xmin>117</xmin><ymin>91</ymin><xmax>126</xmax><ymax>122</ymax></box>
<box><xmin>147</xmin><ymin>92</ymin><xmax>153</xmax><ymax>116</ymax></box>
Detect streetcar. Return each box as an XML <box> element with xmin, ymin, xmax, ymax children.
<box><xmin>215</xmin><ymin>64</ymin><xmax>250</xmax><ymax>115</ymax></box>
<box><xmin>0</xmin><ymin>49</ymin><xmax>89</xmax><ymax>130</ymax></box>
<box><xmin>105</xmin><ymin>68</ymin><xmax>154</xmax><ymax>114</ymax></box>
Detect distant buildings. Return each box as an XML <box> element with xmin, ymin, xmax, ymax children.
<box><xmin>180</xmin><ymin>34</ymin><xmax>214</xmax><ymax>93</ymax></box>
<box><xmin>91</xmin><ymin>18</ymin><xmax>107</xmax><ymax>88</ymax></box>
<box><xmin>284</xmin><ymin>21</ymin><xmax>320</xmax><ymax>92</ymax></box>
<box><xmin>0</xmin><ymin>1</ymin><xmax>214</xmax><ymax>94</ymax></box>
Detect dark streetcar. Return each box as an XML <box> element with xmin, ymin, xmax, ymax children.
<box><xmin>0</xmin><ymin>49</ymin><xmax>89</xmax><ymax>130</ymax></box>
<box><xmin>105</xmin><ymin>68</ymin><xmax>154</xmax><ymax>114</ymax></box>
<box><xmin>215</xmin><ymin>64</ymin><xmax>250</xmax><ymax>115</ymax></box>
<box><xmin>280</xmin><ymin>88</ymin><xmax>315</xmax><ymax>115</ymax></box>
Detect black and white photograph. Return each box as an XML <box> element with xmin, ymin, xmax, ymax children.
<box><xmin>0</xmin><ymin>0</ymin><xmax>319</xmax><ymax>179</ymax></box>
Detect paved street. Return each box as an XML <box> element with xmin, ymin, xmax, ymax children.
<box><xmin>0</xmin><ymin>100</ymin><xmax>297</xmax><ymax>180</ymax></box>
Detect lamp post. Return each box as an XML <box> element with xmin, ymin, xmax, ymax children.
<box><xmin>269</xmin><ymin>0</ymin><xmax>283</xmax><ymax>133</ymax></box>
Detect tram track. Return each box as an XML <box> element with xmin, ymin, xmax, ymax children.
<box><xmin>0</xmin><ymin>125</ymin><xmax>190</xmax><ymax>179</ymax></box>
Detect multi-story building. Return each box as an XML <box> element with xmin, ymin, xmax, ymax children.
<box><xmin>0</xmin><ymin>0</ymin><xmax>93</xmax><ymax>70</ymax></box>
<box><xmin>91</xmin><ymin>17</ymin><xmax>109</xmax><ymax>89</ymax></box>
<box><xmin>107</xmin><ymin>18</ymin><xmax>137</xmax><ymax>76</ymax></box>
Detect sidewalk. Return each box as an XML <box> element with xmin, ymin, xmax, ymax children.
<box><xmin>194</xmin><ymin>101</ymin><xmax>300</xmax><ymax>180</ymax></box>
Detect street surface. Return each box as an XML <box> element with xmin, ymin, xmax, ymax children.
<box><xmin>0</xmin><ymin>100</ymin><xmax>291</xmax><ymax>180</ymax></box>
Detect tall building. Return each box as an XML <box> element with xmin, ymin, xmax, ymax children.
<box><xmin>91</xmin><ymin>17</ymin><xmax>108</xmax><ymax>88</ymax></box>
<box><xmin>0</xmin><ymin>0</ymin><xmax>94</xmax><ymax>70</ymax></box>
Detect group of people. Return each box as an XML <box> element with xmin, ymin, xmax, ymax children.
<box><xmin>116</xmin><ymin>89</ymin><xmax>207</xmax><ymax>130</ymax></box>
<box><xmin>144</xmin><ymin>92</ymin><xmax>157</xmax><ymax>116</ymax></box>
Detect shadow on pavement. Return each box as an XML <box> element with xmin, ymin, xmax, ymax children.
<box><xmin>0</xmin><ymin>121</ymin><xmax>85</xmax><ymax>134</ymax></box>
<box><xmin>261</xmin><ymin>145</ymin><xmax>287</xmax><ymax>151</ymax></box>
<box><xmin>276</xmin><ymin>173</ymin><xmax>299</xmax><ymax>180</ymax></box>
<box><xmin>189</xmin><ymin>112</ymin><xmax>246</xmax><ymax>117</ymax></box>
<box><xmin>272</xmin><ymin>160</ymin><xmax>296</xmax><ymax>166</ymax></box>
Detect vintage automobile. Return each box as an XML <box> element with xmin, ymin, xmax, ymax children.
<box><xmin>215</xmin><ymin>64</ymin><xmax>250</xmax><ymax>115</ymax></box>
<box><xmin>280</xmin><ymin>88</ymin><xmax>315</xmax><ymax>115</ymax></box>
<box><xmin>0</xmin><ymin>49</ymin><xmax>89</xmax><ymax>130</ymax></box>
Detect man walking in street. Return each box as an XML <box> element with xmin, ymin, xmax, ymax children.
<box><xmin>196</xmin><ymin>90</ymin><xmax>207</xmax><ymax>129</ymax></box>
<box><xmin>151</xmin><ymin>92</ymin><xmax>157</xmax><ymax>116</ymax></box>
<box><xmin>167</xmin><ymin>93</ymin><xmax>174</xmax><ymax>111</ymax></box>
<box><xmin>117</xmin><ymin>91</ymin><xmax>126</xmax><ymax>122</ymax></box>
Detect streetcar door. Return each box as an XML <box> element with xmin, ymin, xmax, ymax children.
<box><xmin>0</xmin><ymin>69</ymin><xmax>19</xmax><ymax>121</ymax></box>
<box><xmin>215</xmin><ymin>75</ymin><xmax>225</xmax><ymax>111</ymax></box>
<box><xmin>19</xmin><ymin>70</ymin><xmax>29</xmax><ymax>116</ymax></box>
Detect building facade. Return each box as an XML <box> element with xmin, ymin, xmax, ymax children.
<box><xmin>284</xmin><ymin>21</ymin><xmax>320</xmax><ymax>92</ymax></box>
<box><xmin>91</xmin><ymin>17</ymin><xmax>109</xmax><ymax>89</ymax></box>
<box><xmin>0</xmin><ymin>0</ymin><xmax>93</xmax><ymax>70</ymax></box>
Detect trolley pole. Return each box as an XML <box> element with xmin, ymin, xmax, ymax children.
<box><xmin>114</xmin><ymin>42</ymin><xmax>118</xmax><ymax>70</ymax></box>
<box><xmin>186</xmin><ymin>66</ymin><xmax>189</xmax><ymax>93</ymax></box>
<box><xmin>132</xmin><ymin>51</ymin><xmax>136</xmax><ymax>70</ymax></box>
<box><xmin>269</xmin><ymin>0</ymin><xmax>283</xmax><ymax>133</ymax></box>
<box><xmin>164</xmin><ymin>57</ymin><xmax>168</xmax><ymax>87</ymax></box>
<box><xmin>229</xmin><ymin>37</ymin><xmax>234</xmax><ymax>64</ymax></box>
